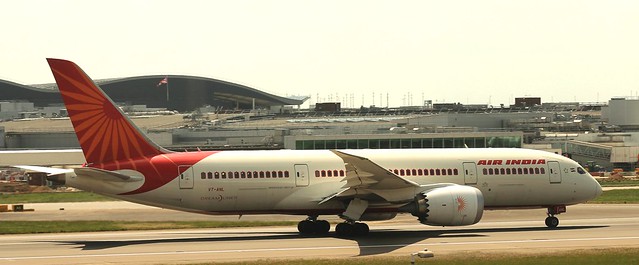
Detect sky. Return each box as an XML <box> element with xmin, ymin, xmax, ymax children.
<box><xmin>2</xmin><ymin>0</ymin><xmax>639</xmax><ymax>108</ymax></box>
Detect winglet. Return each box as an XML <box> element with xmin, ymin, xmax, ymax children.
<box><xmin>46</xmin><ymin>58</ymin><xmax>169</xmax><ymax>164</ymax></box>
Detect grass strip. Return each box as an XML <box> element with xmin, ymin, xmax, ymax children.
<box><xmin>202</xmin><ymin>248</ymin><xmax>639</xmax><ymax>265</ymax></box>
<box><xmin>0</xmin><ymin>191</ymin><xmax>115</xmax><ymax>204</ymax></box>
<box><xmin>0</xmin><ymin>220</ymin><xmax>297</xmax><ymax>235</ymax></box>
<box><xmin>599</xmin><ymin>180</ymin><xmax>639</xmax><ymax>187</ymax></box>
<box><xmin>589</xmin><ymin>189</ymin><xmax>639</xmax><ymax>204</ymax></box>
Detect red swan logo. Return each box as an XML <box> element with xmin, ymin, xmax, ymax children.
<box><xmin>456</xmin><ymin>196</ymin><xmax>467</xmax><ymax>212</ymax></box>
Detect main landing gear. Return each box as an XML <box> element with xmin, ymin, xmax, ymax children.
<box><xmin>545</xmin><ymin>205</ymin><xmax>566</xmax><ymax>228</ymax></box>
<box><xmin>297</xmin><ymin>216</ymin><xmax>330</xmax><ymax>235</ymax></box>
<box><xmin>335</xmin><ymin>222</ymin><xmax>369</xmax><ymax>237</ymax></box>
<box><xmin>297</xmin><ymin>216</ymin><xmax>370</xmax><ymax>237</ymax></box>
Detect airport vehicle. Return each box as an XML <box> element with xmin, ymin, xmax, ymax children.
<box><xmin>26</xmin><ymin>59</ymin><xmax>603</xmax><ymax>236</ymax></box>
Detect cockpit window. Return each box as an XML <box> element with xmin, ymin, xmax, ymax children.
<box><xmin>577</xmin><ymin>167</ymin><xmax>586</xmax><ymax>174</ymax></box>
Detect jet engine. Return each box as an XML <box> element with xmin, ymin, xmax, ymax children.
<box><xmin>400</xmin><ymin>185</ymin><xmax>484</xmax><ymax>226</ymax></box>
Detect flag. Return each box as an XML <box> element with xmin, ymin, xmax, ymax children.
<box><xmin>157</xmin><ymin>76</ymin><xmax>168</xmax><ymax>87</ymax></box>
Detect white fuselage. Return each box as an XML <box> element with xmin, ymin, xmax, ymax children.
<box><xmin>70</xmin><ymin>148</ymin><xmax>602</xmax><ymax>216</ymax></box>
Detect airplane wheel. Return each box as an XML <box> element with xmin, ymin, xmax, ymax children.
<box><xmin>354</xmin><ymin>223</ymin><xmax>369</xmax><ymax>235</ymax></box>
<box><xmin>335</xmin><ymin>223</ymin><xmax>353</xmax><ymax>237</ymax></box>
<box><xmin>317</xmin><ymin>220</ymin><xmax>330</xmax><ymax>234</ymax></box>
<box><xmin>298</xmin><ymin>220</ymin><xmax>314</xmax><ymax>234</ymax></box>
<box><xmin>545</xmin><ymin>216</ymin><xmax>559</xmax><ymax>228</ymax></box>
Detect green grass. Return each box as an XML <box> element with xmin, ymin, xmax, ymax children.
<box><xmin>598</xmin><ymin>180</ymin><xmax>639</xmax><ymax>187</ymax></box>
<box><xmin>0</xmin><ymin>191</ymin><xmax>115</xmax><ymax>204</ymax></box>
<box><xmin>589</xmin><ymin>189</ymin><xmax>639</xmax><ymax>204</ymax></box>
<box><xmin>201</xmin><ymin>248</ymin><xmax>639</xmax><ymax>265</ymax></box>
<box><xmin>0</xmin><ymin>220</ymin><xmax>298</xmax><ymax>234</ymax></box>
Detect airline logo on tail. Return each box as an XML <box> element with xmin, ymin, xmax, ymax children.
<box><xmin>47</xmin><ymin>59</ymin><xmax>215</xmax><ymax>195</ymax></box>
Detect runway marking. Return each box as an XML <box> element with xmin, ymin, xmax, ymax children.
<box><xmin>2</xmin><ymin>236</ymin><xmax>639</xmax><ymax>261</ymax></box>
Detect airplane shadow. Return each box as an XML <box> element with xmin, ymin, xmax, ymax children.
<box><xmin>51</xmin><ymin>225</ymin><xmax>607</xmax><ymax>256</ymax></box>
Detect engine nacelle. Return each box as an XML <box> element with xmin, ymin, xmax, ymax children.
<box><xmin>401</xmin><ymin>185</ymin><xmax>484</xmax><ymax>226</ymax></box>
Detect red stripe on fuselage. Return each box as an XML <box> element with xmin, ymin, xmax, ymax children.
<box><xmin>90</xmin><ymin>151</ymin><xmax>218</xmax><ymax>195</ymax></box>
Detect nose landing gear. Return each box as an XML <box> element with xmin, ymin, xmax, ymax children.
<box><xmin>545</xmin><ymin>205</ymin><xmax>566</xmax><ymax>228</ymax></box>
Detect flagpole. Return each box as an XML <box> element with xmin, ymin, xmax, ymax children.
<box><xmin>166</xmin><ymin>76</ymin><xmax>169</xmax><ymax>102</ymax></box>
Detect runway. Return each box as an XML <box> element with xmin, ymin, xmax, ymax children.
<box><xmin>2</xmin><ymin>204</ymin><xmax>639</xmax><ymax>264</ymax></box>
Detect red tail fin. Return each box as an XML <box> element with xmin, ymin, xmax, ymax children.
<box><xmin>46</xmin><ymin>58</ymin><xmax>168</xmax><ymax>164</ymax></box>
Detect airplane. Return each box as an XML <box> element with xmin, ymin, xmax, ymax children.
<box><xmin>25</xmin><ymin>58</ymin><xmax>603</xmax><ymax>237</ymax></box>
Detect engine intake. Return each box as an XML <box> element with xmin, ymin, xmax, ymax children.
<box><xmin>401</xmin><ymin>185</ymin><xmax>484</xmax><ymax>226</ymax></box>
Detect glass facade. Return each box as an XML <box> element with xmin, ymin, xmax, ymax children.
<box><xmin>295</xmin><ymin>136</ymin><xmax>522</xmax><ymax>150</ymax></box>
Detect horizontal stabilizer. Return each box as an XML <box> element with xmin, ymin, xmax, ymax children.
<box><xmin>14</xmin><ymin>165</ymin><xmax>73</xmax><ymax>175</ymax></box>
<box><xmin>74</xmin><ymin>167</ymin><xmax>143</xmax><ymax>182</ymax></box>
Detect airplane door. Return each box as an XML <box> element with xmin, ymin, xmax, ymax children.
<box><xmin>463</xmin><ymin>162</ymin><xmax>478</xmax><ymax>185</ymax></box>
<box><xmin>548</xmin><ymin>161</ymin><xmax>562</xmax><ymax>184</ymax></box>
<box><xmin>294</xmin><ymin>164</ymin><xmax>310</xmax><ymax>187</ymax></box>
<box><xmin>178</xmin><ymin>165</ymin><xmax>194</xmax><ymax>189</ymax></box>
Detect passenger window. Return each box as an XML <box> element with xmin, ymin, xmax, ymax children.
<box><xmin>215</xmin><ymin>172</ymin><xmax>220</xmax><ymax>179</ymax></box>
<box><xmin>517</xmin><ymin>168</ymin><xmax>523</xmax><ymax>174</ymax></box>
<box><xmin>340</xmin><ymin>170</ymin><xmax>345</xmax><ymax>176</ymax></box>
<box><xmin>412</xmin><ymin>169</ymin><xmax>417</xmax><ymax>176</ymax></box>
<box><xmin>207</xmin><ymin>172</ymin><xmax>213</xmax><ymax>179</ymax></box>
<box><xmin>500</xmin><ymin>168</ymin><xmax>505</xmax><ymax>175</ymax></box>
<box><xmin>430</xmin><ymin>169</ymin><xmax>435</xmax><ymax>175</ymax></box>
<box><xmin>327</xmin><ymin>170</ymin><xmax>333</xmax><ymax>177</ymax></box>
<box><xmin>321</xmin><ymin>170</ymin><xmax>326</xmax><ymax>177</ymax></box>
<box><xmin>441</xmin><ymin>169</ymin><xmax>447</xmax><ymax>176</ymax></box>
<box><xmin>315</xmin><ymin>170</ymin><xmax>320</xmax><ymax>177</ymax></box>
<box><xmin>448</xmin><ymin>169</ymin><xmax>453</xmax><ymax>175</ymax></box>
<box><xmin>540</xmin><ymin>168</ymin><xmax>546</xmax><ymax>174</ymax></box>
<box><xmin>221</xmin><ymin>172</ymin><xmax>227</xmax><ymax>179</ymax></box>
<box><xmin>506</xmin><ymin>168</ymin><xmax>511</xmax><ymax>175</ymax></box>
<box><xmin>453</xmin><ymin>169</ymin><xmax>458</xmax><ymax>175</ymax></box>
<box><xmin>436</xmin><ymin>169</ymin><xmax>441</xmax><ymax>175</ymax></box>
<box><xmin>523</xmin><ymin>168</ymin><xmax>529</xmax><ymax>174</ymax></box>
<box><xmin>247</xmin><ymin>171</ymin><xmax>252</xmax><ymax>178</ymax></box>
<box><xmin>333</xmin><ymin>170</ymin><xmax>339</xmax><ymax>176</ymax></box>
<box><xmin>494</xmin><ymin>168</ymin><xmax>499</xmax><ymax>175</ymax></box>
<box><xmin>483</xmin><ymin>168</ymin><xmax>488</xmax><ymax>175</ymax></box>
<box><xmin>424</xmin><ymin>169</ymin><xmax>429</xmax><ymax>176</ymax></box>
<box><xmin>201</xmin><ymin>172</ymin><xmax>206</xmax><ymax>179</ymax></box>
<box><xmin>260</xmin><ymin>171</ymin><xmax>265</xmax><ymax>178</ymax></box>
<box><xmin>400</xmin><ymin>169</ymin><xmax>405</xmax><ymax>176</ymax></box>
<box><xmin>234</xmin><ymin>172</ymin><xmax>240</xmax><ymax>178</ymax></box>
<box><xmin>240</xmin><ymin>172</ymin><xmax>246</xmax><ymax>178</ymax></box>
<box><xmin>488</xmin><ymin>168</ymin><xmax>494</xmax><ymax>175</ymax></box>
<box><xmin>266</xmin><ymin>171</ymin><xmax>271</xmax><ymax>178</ymax></box>
<box><xmin>418</xmin><ymin>169</ymin><xmax>423</xmax><ymax>175</ymax></box>
<box><xmin>285</xmin><ymin>171</ymin><xmax>290</xmax><ymax>178</ymax></box>
<box><xmin>278</xmin><ymin>171</ymin><xmax>283</xmax><ymax>178</ymax></box>
<box><xmin>535</xmin><ymin>168</ymin><xmax>540</xmax><ymax>174</ymax></box>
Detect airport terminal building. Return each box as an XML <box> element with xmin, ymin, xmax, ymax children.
<box><xmin>0</xmin><ymin>76</ymin><xmax>307</xmax><ymax>113</ymax></box>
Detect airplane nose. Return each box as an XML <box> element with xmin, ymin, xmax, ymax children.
<box><xmin>594</xmin><ymin>180</ymin><xmax>603</xmax><ymax>198</ymax></box>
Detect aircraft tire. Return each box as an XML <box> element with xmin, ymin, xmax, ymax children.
<box><xmin>335</xmin><ymin>223</ymin><xmax>353</xmax><ymax>237</ymax></box>
<box><xmin>316</xmin><ymin>220</ymin><xmax>330</xmax><ymax>234</ymax></box>
<box><xmin>298</xmin><ymin>220</ymin><xmax>314</xmax><ymax>234</ymax></box>
<box><xmin>545</xmin><ymin>216</ymin><xmax>559</xmax><ymax>228</ymax></box>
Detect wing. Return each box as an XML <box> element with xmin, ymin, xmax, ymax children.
<box><xmin>327</xmin><ymin>150</ymin><xmax>420</xmax><ymax>203</ymax></box>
